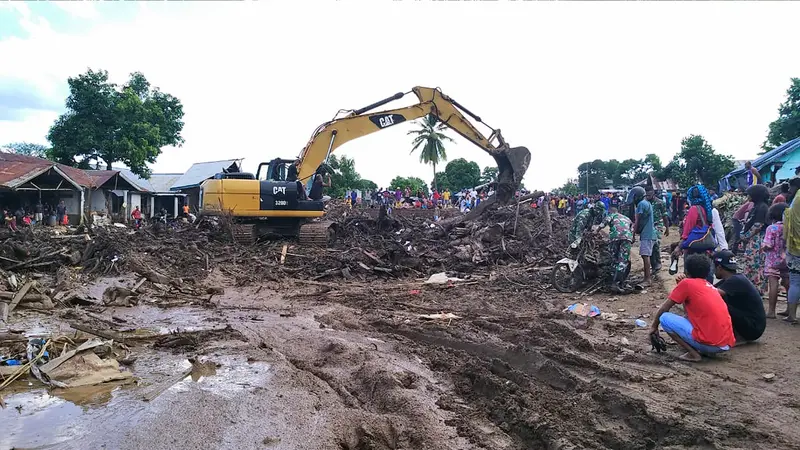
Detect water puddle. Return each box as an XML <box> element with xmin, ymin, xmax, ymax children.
<box><xmin>0</xmin><ymin>382</ymin><xmax>125</xmax><ymax>449</ymax></box>
<box><xmin>0</xmin><ymin>356</ymin><xmax>271</xmax><ymax>449</ymax></box>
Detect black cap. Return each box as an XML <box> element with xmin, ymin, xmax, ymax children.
<box><xmin>713</xmin><ymin>250</ymin><xmax>738</xmax><ymax>272</ymax></box>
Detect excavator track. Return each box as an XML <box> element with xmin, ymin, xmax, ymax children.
<box><xmin>231</xmin><ymin>224</ymin><xmax>257</xmax><ymax>245</ymax></box>
<box><xmin>298</xmin><ymin>221</ymin><xmax>336</xmax><ymax>247</ymax></box>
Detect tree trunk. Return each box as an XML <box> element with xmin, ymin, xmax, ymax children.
<box><xmin>432</xmin><ymin>161</ymin><xmax>437</xmax><ymax>192</ymax></box>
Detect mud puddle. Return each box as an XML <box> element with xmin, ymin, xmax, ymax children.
<box><xmin>1</xmin><ymin>355</ymin><xmax>271</xmax><ymax>449</ymax></box>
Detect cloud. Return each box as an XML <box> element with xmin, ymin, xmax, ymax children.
<box><xmin>51</xmin><ymin>1</ymin><xmax>99</xmax><ymax>20</ymax></box>
<box><xmin>1</xmin><ymin>2</ymin><xmax>800</xmax><ymax>190</ymax></box>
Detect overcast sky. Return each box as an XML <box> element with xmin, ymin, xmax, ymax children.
<box><xmin>1</xmin><ymin>1</ymin><xmax>799</xmax><ymax>190</ymax></box>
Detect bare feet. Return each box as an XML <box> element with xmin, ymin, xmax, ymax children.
<box><xmin>767</xmin><ymin>312</ymin><xmax>777</xmax><ymax>319</ymax></box>
<box><xmin>678</xmin><ymin>352</ymin><xmax>702</xmax><ymax>362</ymax></box>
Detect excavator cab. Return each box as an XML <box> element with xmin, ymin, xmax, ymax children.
<box><xmin>256</xmin><ymin>158</ymin><xmax>296</xmax><ymax>182</ymax></box>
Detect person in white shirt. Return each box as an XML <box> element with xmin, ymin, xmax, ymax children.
<box><xmin>712</xmin><ymin>207</ymin><xmax>728</xmax><ymax>250</ymax></box>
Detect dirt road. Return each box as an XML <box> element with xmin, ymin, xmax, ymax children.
<box><xmin>3</xmin><ymin>223</ymin><xmax>799</xmax><ymax>449</ymax></box>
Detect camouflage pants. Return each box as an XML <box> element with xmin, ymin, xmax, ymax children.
<box><xmin>609</xmin><ymin>240</ymin><xmax>632</xmax><ymax>275</ymax></box>
<box><xmin>652</xmin><ymin>226</ymin><xmax>665</xmax><ymax>271</ymax></box>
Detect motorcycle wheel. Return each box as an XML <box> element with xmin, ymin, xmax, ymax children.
<box><xmin>551</xmin><ymin>263</ymin><xmax>585</xmax><ymax>293</ymax></box>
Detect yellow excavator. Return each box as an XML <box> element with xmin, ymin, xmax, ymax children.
<box><xmin>199</xmin><ymin>86</ymin><xmax>531</xmax><ymax>245</ymax></box>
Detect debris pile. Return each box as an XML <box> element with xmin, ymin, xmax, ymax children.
<box><xmin>277</xmin><ymin>202</ymin><xmax>571</xmax><ymax>280</ymax></box>
<box><xmin>1</xmin><ymin>335</ymin><xmax>133</xmax><ymax>397</ymax></box>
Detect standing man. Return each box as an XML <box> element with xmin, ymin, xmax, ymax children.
<box><xmin>56</xmin><ymin>200</ymin><xmax>67</xmax><ymax>226</ymax></box>
<box><xmin>646</xmin><ymin>186</ymin><xmax>670</xmax><ymax>275</ymax></box>
<box><xmin>601</xmin><ymin>203</ymin><xmax>634</xmax><ymax>293</ymax></box>
<box><xmin>629</xmin><ymin>186</ymin><xmax>656</xmax><ymax>285</ymax></box>
<box><xmin>745</xmin><ymin>161</ymin><xmax>761</xmax><ymax>187</ymax></box>
<box><xmin>601</xmin><ymin>193</ymin><xmax>611</xmax><ymax>211</ymax></box>
<box><xmin>131</xmin><ymin>205</ymin><xmax>143</xmax><ymax>230</ymax></box>
<box><xmin>557</xmin><ymin>196</ymin><xmax>567</xmax><ymax>216</ymax></box>
<box><xmin>34</xmin><ymin>200</ymin><xmax>43</xmax><ymax>226</ymax></box>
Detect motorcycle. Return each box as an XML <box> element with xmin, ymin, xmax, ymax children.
<box><xmin>551</xmin><ymin>232</ymin><xmax>627</xmax><ymax>293</ymax></box>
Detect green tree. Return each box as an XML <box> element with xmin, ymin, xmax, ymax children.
<box><xmin>326</xmin><ymin>155</ymin><xmax>375</xmax><ymax>197</ymax></box>
<box><xmin>47</xmin><ymin>69</ymin><xmax>185</xmax><ymax>177</ymax></box>
<box><xmin>432</xmin><ymin>172</ymin><xmax>451</xmax><ymax>192</ymax></box>
<box><xmin>577</xmin><ymin>159</ymin><xmax>611</xmax><ymax>194</ymax></box>
<box><xmin>762</xmin><ymin>78</ymin><xmax>800</xmax><ymax>153</ymax></box>
<box><xmin>359</xmin><ymin>179</ymin><xmax>377</xmax><ymax>191</ymax></box>
<box><xmin>554</xmin><ymin>180</ymin><xmax>580</xmax><ymax>196</ymax></box>
<box><xmin>574</xmin><ymin>153</ymin><xmax>665</xmax><ymax>194</ymax></box>
<box><xmin>443</xmin><ymin>158</ymin><xmax>480</xmax><ymax>191</ymax></box>
<box><xmin>408</xmin><ymin>114</ymin><xmax>453</xmax><ymax>191</ymax></box>
<box><xmin>389</xmin><ymin>176</ymin><xmax>429</xmax><ymax>196</ymax></box>
<box><xmin>479</xmin><ymin>166</ymin><xmax>498</xmax><ymax>185</ymax></box>
<box><xmin>661</xmin><ymin>134</ymin><xmax>734</xmax><ymax>188</ymax></box>
<box><xmin>1</xmin><ymin>142</ymin><xmax>49</xmax><ymax>159</ymax></box>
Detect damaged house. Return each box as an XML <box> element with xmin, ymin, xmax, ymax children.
<box><xmin>0</xmin><ymin>153</ymin><xmax>94</xmax><ymax>224</ymax></box>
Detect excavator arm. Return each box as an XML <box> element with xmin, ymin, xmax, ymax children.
<box><xmin>295</xmin><ymin>87</ymin><xmax>530</xmax><ymax>203</ymax></box>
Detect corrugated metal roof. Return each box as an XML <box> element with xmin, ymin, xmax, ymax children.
<box><xmin>110</xmin><ymin>168</ymin><xmax>155</xmax><ymax>192</ymax></box>
<box><xmin>170</xmin><ymin>158</ymin><xmax>242</xmax><ymax>191</ymax></box>
<box><xmin>149</xmin><ymin>174</ymin><xmax>183</xmax><ymax>192</ymax></box>
<box><xmin>634</xmin><ymin>173</ymin><xmax>679</xmax><ymax>191</ymax></box>
<box><xmin>727</xmin><ymin>137</ymin><xmax>800</xmax><ymax>177</ymax></box>
<box><xmin>0</xmin><ymin>153</ymin><xmax>93</xmax><ymax>189</ymax></box>
<box><xmin>107</xmin><ymin>168</ymin><xmax>186</xmax><ymax>193</ymax></box>
<box><xmin>85</xmin><ymin>170</ymin><xmax>117</xmax><ymax>187</ymax></box>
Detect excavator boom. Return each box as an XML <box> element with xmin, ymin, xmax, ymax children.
<box><xmin>296</xmin><ymin>87</ymin><xmax>530</xmax><ymax>202</ymax></box>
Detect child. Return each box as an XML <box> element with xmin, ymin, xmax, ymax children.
<box><xmin>762</xmin><ymin>202</ymin><xmax>789</xmax><ymax>319</ymax></box>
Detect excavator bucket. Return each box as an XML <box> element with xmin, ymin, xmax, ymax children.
<box><xmin>493</xmin><ymin>146</ymin><xmax>531</xmax><ymax>203</ymax></box>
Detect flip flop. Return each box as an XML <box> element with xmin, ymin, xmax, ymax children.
<box><xmin>782</xmin><ymin>317</ymin><xmax>798</xmax><ymax>325</ymax></box>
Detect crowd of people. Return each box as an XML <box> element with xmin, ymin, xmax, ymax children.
<box><xmin>3</xmin><ymin>200</ymin><xmax>68</xmax><ymax>231</ymax></box>
<box><xmin>347</xmin><ymin>186</ymin><xmax>520</xmax><ymax>213</ymax></box>
<box><xmin>567</xmin><ymin>171</ymin><xmax>800</xmax><ymax>362</ymax></box>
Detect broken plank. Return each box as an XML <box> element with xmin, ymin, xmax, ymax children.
<box><xmin>280</xmin><ymin>245</ymin><xmax>288</xmax><ymax>265</ymax></box>
<box><xmin>142</xmin><ymin>367</ymin><xmax>193</xmax><ymax>402</ymax></box>
<box><xmin>8</xmin><ymin>281</ymin><xmax>34</xmax><ymax>315</ymax></box>
<box><xmin>361</xmin><ymin>249</ymin><xmax>383</xmax><ymax>265</ymax></box>
<box><xmin>131</xmin><ymin>278</ymin><xmax>147</xmax><ymax>293</ymax></box>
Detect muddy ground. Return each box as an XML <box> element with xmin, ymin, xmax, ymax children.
<box><xmin>2</xmin><ymin>222</ymin><xmax>799</xmax><ymax>449</ymax></box>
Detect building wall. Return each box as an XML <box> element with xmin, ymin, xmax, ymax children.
<box><xmin>775</xmin><ymin>151</ymin><xmax>800</xmax><ymax>181</ymax></box>
<box><xmin>62</xmin><ymin>192</ymin><xmax>82</xmax><ymax>225</ymax></box>
<box><xmin>129</xmin><ymin>193</ymin><xmax>142</xmax><ymax>212</ymax></box>
<box><xmin>88</xmin><ymin>189</ymin><xmax>109</xmax><ymax>213</ymax></box>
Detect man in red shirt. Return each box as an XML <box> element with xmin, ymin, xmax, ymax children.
<box><xmin>649</xmin><ymin>254</ymin><xmax>735</xmax><ymax>361</ymax></box>
<box><xmin>131</xmin><ymin>206</ymin><xmax>143</xmax><ymax>230</ymax></box>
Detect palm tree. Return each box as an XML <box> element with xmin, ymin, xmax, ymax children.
<box><xmin>408</xmin><ymin>114</ymin><xmax>454</xmax><ymax>191</ymax></box>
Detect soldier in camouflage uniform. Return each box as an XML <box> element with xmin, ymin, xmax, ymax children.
<box><xmin>646</xmin><ymin>186</ymin><xmax>670</xmax><ymax>274</ymax></box>
<box><xmin>569</xmin><ymin>201</ymin><xmax>607</xmax><ymax>245</ymax></box>
<box><xmin>601</xmin><ymin>204</ymin><xmax>634</xmax><ymax>293</ymax></box>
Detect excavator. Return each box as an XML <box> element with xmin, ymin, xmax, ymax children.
<box><xmin>199</xmin><ymin>86</ymin><xmax>531</xmax><ymax>245</ymax></box>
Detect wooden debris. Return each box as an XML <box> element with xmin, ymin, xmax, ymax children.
<box><xmin>8</xmin><ymin>280</ymin><xmax>34</xmax><ymax>316</ymax></box>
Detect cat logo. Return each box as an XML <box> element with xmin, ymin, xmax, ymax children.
<box><xmin>379</xmin><ymin>115</ymin><xmax>394</xmax><ymax>128</ymax></box>
<box><xmin>273</xmin><ymin>186</ymin><xmax>286</xmax><ymax>195</ymax></box>
<box><xmin>369</xmin><ymin>113</ymin><xmax>406</xmax><ymax>129</ymax></box>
